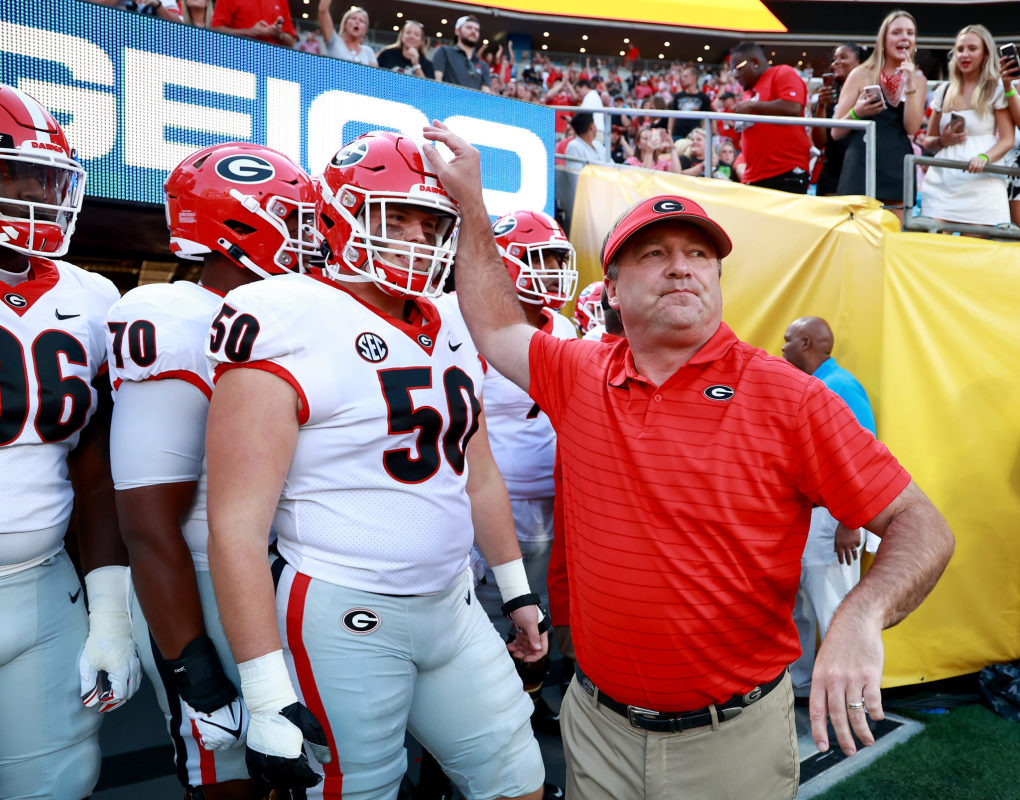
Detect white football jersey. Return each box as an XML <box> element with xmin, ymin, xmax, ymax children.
<box><xmin>207</xmin><ymin>274</ymin><xmax>485</xmax><ymax>595</ymax></box>
<box><xmin>106</xmin><ymin>281</ymin><xmax>223</xmax><ymax>566</ymax></box>
<box><xmin>482</xmin><ymin>307</ymin><xmax>576</xmax><ymax>499</ymax></box>
<box><xmin>0</xmin><ymin>258</ymin><xmax>118</xmax><ymax>560</ymax></box>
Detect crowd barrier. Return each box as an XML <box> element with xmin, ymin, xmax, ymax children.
<box><xmin>570</xmin><ymin>163</ymin><xmax>1020</xmax><ymax>686</ymax></box>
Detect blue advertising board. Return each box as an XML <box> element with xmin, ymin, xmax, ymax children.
<box><xmin>0</xmin><ymin>0</ymin><xmax>555</xmax><ymax>216</ymax></box>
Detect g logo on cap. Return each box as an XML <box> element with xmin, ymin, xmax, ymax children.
<box><xmin>652</xmin><ymin>199</ymin><xmax>685</xmax><ymax>214</ymax></box>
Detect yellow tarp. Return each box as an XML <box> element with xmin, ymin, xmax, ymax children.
<box><xmin>569</xmin><ymin>165</ymin><xmax>1020</xmax><ymax>685</ymax></box>
<box><xmin>453</xmin><ymin>0</ymin><xmax>785</xmax><ymax>32</ymax></box>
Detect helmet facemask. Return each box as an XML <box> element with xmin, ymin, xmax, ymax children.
<box><xmin>505</xmin><ymin>242</ymin><xmax>578</xmax><ymax>309</ymax></box>
<box><xmin>0</xmin><ymin>148</ymin><xmax>85</xmax><ymax>258</ymax></box>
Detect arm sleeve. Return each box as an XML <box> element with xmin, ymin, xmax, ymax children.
<box><xmin>795</xmin><ymin>379</ymin><xmax>910</xmax><ymax>528</ymax></box>
<box><xmin>111</xmin><ymin>379</ymin><xmax>208</xmax><ymax>490</ymax></box>
<box><xmin>775</xmin><ymin>66</ymin><xmax>807</xmax><ymax>105</ymax></box>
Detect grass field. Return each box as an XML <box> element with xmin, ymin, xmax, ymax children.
<box><xmin>815</xmin><ymin>703</ymin><xmax>1020</xmax><ymax>800</ymax></box>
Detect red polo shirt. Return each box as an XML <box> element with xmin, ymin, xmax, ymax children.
<box><xmin>739</xmin><ymin>64</ymin><xmax>810</xmax><ymax>184</ymax></box>
<box><xmin>210</xmin><ymin>0</ymin><xmax>295</xmax><ymax>43</ymax></box>
<box><xmin>529</xmin><ymin>323</ymin><xmax>909</xmax><ymax>710</ymax></box>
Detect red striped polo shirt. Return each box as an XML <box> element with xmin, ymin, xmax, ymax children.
<box><xmin>529</xmin><ymin>322</ymin><xmax>910</xmax><ymax>710</ymax></box>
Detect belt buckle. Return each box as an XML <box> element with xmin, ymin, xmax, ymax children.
<box><xmin>627</xmin><ymin>705</ymin><xmax>678</xmax><ymax>731</ymax></box>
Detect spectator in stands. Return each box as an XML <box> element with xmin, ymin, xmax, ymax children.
<box><xmin>609</xmin><ymin>126</ymin><xmax>631</xmax><ymax>164</ymax></box>
<box><xmin>317</xmin><ymin>2</ymin><xmax>376</xmax><ymax>66</ymax></box>
<box><xmin>676</xmin><ymin>128</ymin><xmax>716</xmax><ymax>176</ymax></box>
<box><xmin>1000</xmin><ymin>52</ymin><xmax>1020</xmax><ymax>225</ymax></box>
<box><xmin>185</xmin><ymin>0</ymin><xmax>205</xmax><ymax>26</ymax></box>
<box><xmin>669</xmin><ymin>66</ymin><xmax>714</xmax><ymax>142</ymax></box>
<box><xmin>376</xmin><ymin>19</ymin><xmax>433</xmax><ymax>78</ymax></box>
<box><xmin>714</xmin><ymin>138</ymin><xmax>740</xmax><ymax>180</ymax></box>
<box><xmin>91</xmin><ymin>0</ymin><xmax>184</xmax><ymax>22</ymax></box>
<box><xmin>731</xmin><ymin>41</ymin><xmax>812</xmax><ymax>193</ymax></box>
<box><xmin>492</xmin><ymin>43</ymin><xmax>515</xmax><ymax>84</ymax></box>
<box><xmin>713</xmin><ymin>92</ymin><xmax>741</xmax><ymax>149</ymax></box>
<box><xmin>296</xmin><ymin>30</ymin><xmax>322</xmax><ymax>55</ymax></box>
<box><xmin>625</xmin><ymin>125</ymin><xmax>673</xmax><ymax>170</ymax></box>
<box><xmin>813</xmin><ymin>43</ymin><xmax>865</xmax><ymax>195</ymax></box>
<box><xmin>433</xmin><ymin>16</ymin><xmax>492</xmax><ymax>92</ymax></box>
<box><xmin>832</xmin><ymin>11</ymin><xmax>927</xmax><ymax>220</ymax></box>
<box><xmin>577</xmin><ymin>78</ymin><xmax>606</xmax><ymax>133</ymax></box>
<box><xmin>919</xmin><ymin>24</ymin><xmax>1013</xmax><ymax>227</ymax></box>
<box><xmin>564</xmin><ymin>112</ymin><xmax>609</xmax><ymax>165</ymax></box>
<box><xmin>210</xmin><ymin>0</ymin><xmax>295</xmax><ymax>46</ymax></box>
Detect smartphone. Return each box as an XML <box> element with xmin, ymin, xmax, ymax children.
<box><xmin>862</xmin><ymin>84</ymin><xmax>887</xmax><ymax>109</ymax></box>
<box><xmin>949</xmin><ymin>112</ymin><xmax>966</xmax><ymax>132</ymax></box>
<box><xmin>1000</xmin><ymin>43</ymin><xmax>1020</xmax><ymax>73</ymax></box>
<box><xmin>822</xmin><ymin>72</ymin><xmax>836</xmax><ymax>87</ymax></box>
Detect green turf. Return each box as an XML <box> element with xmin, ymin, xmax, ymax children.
<box><xmin>814</xmin><ymin>704</ymin><xmax>1020</xmax><ymax>800</ymax></box>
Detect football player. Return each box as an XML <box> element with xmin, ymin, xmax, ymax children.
<box><xmin>106</xmin><ymin>141</ymin><xmax>316</xmax><ymax>800</ymax></box>
<box><xmin>0</xmin><ymin>83</ymin><xmax>138</xmax><ymax>800</ymax></box>
<box><xmin>204</xmin><ymin>130</ymin><xmax>547</xmax><ymax>799</ymax></box>
<box><xmin>572</xmin><ymin>280</ymin><xmax>605</xmax><ymax>335</ymax></box>
<box><xmin>483</xmin><ymin>210</ymin><xmax>578</xmax><ymax>735</ymax></box>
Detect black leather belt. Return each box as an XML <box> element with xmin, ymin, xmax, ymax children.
<box><xmin>575</xmin><ymin>664</ymin><xmax>787</xmax><ymax>733</ymax></box>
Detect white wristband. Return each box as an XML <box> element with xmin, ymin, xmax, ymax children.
<box><xmin>238</xmin><ymin>650</ymin><xmax>298</xmax><ymax>714</ymax></box>
<box><xmin>84</xmin><ymin>565</ymin><xmax>131</xmax><ymax>615</ymax></box>
<box><xmin>491</xmin><ymin>558</ymin><xmax>531</xmax><ymax>605</ymax></box>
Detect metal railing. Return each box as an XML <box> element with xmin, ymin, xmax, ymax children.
<box><xmin>902</xmin><ymin>155</ymin><xmax>1020</xmax><ymax>239</ymax></box>
<box><xmin>550</xmin><ymin>105</ymin><xmax>877</xmax><ymax>197</ymax></box>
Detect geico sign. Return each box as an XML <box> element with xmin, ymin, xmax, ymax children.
<box><xmin>2</xmin><ymin>22</ymin><xmax>548</xmax><ymax>215</ymax></box>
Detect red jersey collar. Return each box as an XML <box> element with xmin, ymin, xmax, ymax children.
<box><xmin>308</xmin><ymin>272</ymin><xmax>442</xmax><ymax>354</ymax></box>
<box><xmin>0</xmin><ymin>258</ymin><xmax>60</xmax><ymax>316</ymax></box>
<box><xmin>608</xmin><ymin>322</ymin><xmax>738</xmax><ymax>387</ymax></box>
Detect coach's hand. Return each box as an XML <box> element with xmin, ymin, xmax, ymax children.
<box><xmin>422</xmin><ymin>120</ymin><xmax>483</xmax><ymax>208</ymax></box>
<box><xmin>79</xmin><ymin>566</ymin><xmax>142</xmax><ymax>712</ymax></box>
<box><xmin>239</xmin><ymin>650</ymin><xmax>331</xmax><ymax>793</ymax></box>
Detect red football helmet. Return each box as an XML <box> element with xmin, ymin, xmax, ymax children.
<box><xmin>0</xmin><ymin>84</ymin><xmax>86</xmax><ymax>258</ymax></box>
<box><xmin>315</xmin><ymin>131</ymin><xmax>459</xmax><ymax>299</ymax></box>
<box><xmin>492</xmin><ymin>210</ymin><xmax>578</xmax><ymax>309</ymax></box>
<box><xmin>574</xmin><ymin>281</ymin><xmax>605</xmax><ymax>332</ymax></box>
<box><xmin>164</xmin><ymin>142</ymin><xmax>317</xmax><ymax>277</ymax></box>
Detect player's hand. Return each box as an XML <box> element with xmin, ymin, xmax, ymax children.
<box><xmin>185</xmin><ymin>696</ymin><xmax>249</xmax><ymax>751</ymax></box>
<box><xmin>809</xmin><ymin>608</ymin><xmax>884</xmax><ymax>756</ymax></box>
<box><xmin>239</xmin><ymin>650</ymin><xmax>331</xmax><ymax>794</ymax></box>
<box><xmin>834</xmin><ymin>525</ymin><xmax>862</xmax><ymax>566</ymax></box>
<box><xmin>507</xmin><ymin>604</ymin><xmax>549</xmax><ymax>663</ymax></box>
<box><xmin>245</xmin><ymin>702</ymin><xmax>331</xmax><ymax>790</ymax></box>
<box><xmin>422</xmin><ymin>120</ymin><xmax>484</xmax><ymax>207</ymax></box>
<box><xmin>78</xmin><ymin>566</ymin><xmax>142</xmax><ymax>713</ymax></box>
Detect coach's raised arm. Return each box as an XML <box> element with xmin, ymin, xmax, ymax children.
<box><xmin>423</xmin><ymin>120</ymin><xmax>955</xmax><ymax>800</ymax></box>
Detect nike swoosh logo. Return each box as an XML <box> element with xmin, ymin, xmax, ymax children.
<box><xmin>202</xmin><ymin>712</ymin><xmax>243</xmax><ymax>739</ymax></box>
<box><xmin>449</xmin><ymin>341</ymin><xmax>462</xmax><ymax>351</ymax></box>
<box><xmin>69</xmin><ymin>588</ymin><xmax>81</xmax><ymax>603</ymax></box>
<box><xmin>55</xmin><ymin>310</ymin><xmax>80</xmax><ymax>320</ymax></box>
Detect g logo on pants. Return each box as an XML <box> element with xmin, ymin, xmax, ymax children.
<box><xmin>342</xmin><ymin>608</ymin><xmax>381</xmax><ymax>634</ymax></box>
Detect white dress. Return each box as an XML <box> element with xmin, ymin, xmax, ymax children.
<box><xmin>921</xmin><ymin>83</ymin><xmax>1009</xmax><ymax>225</ymax></box>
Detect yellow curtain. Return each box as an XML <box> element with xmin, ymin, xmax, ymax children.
<box><xmin>569</xmin><ymin>165</ymin><xmax>1020</xmax><ymax>685</ymax></box>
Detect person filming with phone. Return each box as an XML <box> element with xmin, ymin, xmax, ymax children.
<box><xmin>920</xmin><ymin>24</ymin><xmax>1014</xmax><ymax>227</ymax></box>
<box><xmin>832</xmin><ymin>10</ymin><xmax>927</xmax><ymax>220</ymax></box>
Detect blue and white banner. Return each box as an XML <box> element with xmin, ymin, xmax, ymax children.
<box><xmin>0</xmin><ymin>0</ymin><xmax>555</xmax><ymax>216</ymax></box>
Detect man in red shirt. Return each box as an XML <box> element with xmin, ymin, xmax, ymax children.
<box><xmin>731</xmin><ymin>41</ymin><xmax>811</xmax><ymax>193</ymax></box>
<box><xmin>424</xmin><ymin>121</ymin><xmax>955</xmax><ymax>800</ymax></box>
<box><xmin>210</xmin><ymin>0</ymin><xmax>295</xmax><ymax>47</ymax></box>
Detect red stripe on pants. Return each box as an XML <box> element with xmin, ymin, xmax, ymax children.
<box><xmin>191</xmin><ymin>719</ymin><xmax>217</xmax><ymax>785</ymax></box>
<box><xmin>287</xmin><ymin>571</ymin><xmax>344</xmax><ymax>797</ymax></box>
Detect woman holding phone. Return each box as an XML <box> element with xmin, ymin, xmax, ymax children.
<box><xmin>813</xmin><ymin>42</ymin><xmax>865</xmax><ymax>195</ymax></box>
<box><xmin>832</xmin><ymin>10</ymin><xmax>927</xmax><ymax>219</ymax></box>
<box><xmin>920</xmin><ymin>24</ymin><xmax>1013</xmax><ymax>225</ymax></box>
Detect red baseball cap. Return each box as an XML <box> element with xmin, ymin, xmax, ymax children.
<box><xmin>600</xmin><ymin>195</ymin><xmax>733</xmax><ymax>272</ymax></box>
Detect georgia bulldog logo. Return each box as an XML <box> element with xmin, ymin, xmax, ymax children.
<box><xmin>342</xmin><ymin>608</ymin><xmax>380</xmax><ymax>634</ymax></box>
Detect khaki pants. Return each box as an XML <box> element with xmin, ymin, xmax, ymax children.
<box><xmin>561</xmin><ymin>671</ymin><xmax>798</xmax><ymax>800</ymax></box>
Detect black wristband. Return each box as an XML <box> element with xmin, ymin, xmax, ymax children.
<box><xmin>500</xmin><ymin>592</ymin><xmax>541</xmax><ymax>617</ymax></box>
<box><xmin>166</xmin><ymin>635</ymin><xmax>238</xmax><ymax>713</ymax></box>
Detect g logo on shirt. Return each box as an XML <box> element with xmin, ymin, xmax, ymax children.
<box><xmin>342</xmin><ymin>608</ymin><xmax>381</xmax><ymax>634</ymax></box>
<box><xmin>3</xmin><ymin>293</ymin><xmax>27</xmax><ymax>309</ymax></box>
<box><xmin>214</xmin><ymin>154</ymin><xmax>276</xmax><ymax>184</ymax></box>
<box><xmin>703</xmin><ymin>385</ymin><xmax>735</xmax><ymax>401</ymax></box>
<box><xmin>651</xmin><ymin>199</ymin><xmax>685</xmax><ymax>214</ymax></box>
